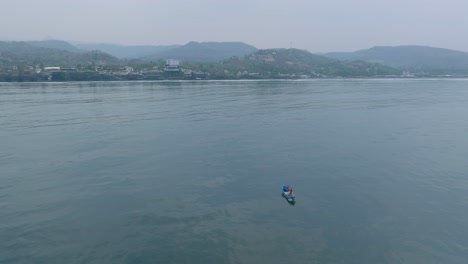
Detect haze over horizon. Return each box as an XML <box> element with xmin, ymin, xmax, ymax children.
<box><xmin>2</xmin><ymin>0</ymin><xmax>468</xmax><ymax>53</ymax></box>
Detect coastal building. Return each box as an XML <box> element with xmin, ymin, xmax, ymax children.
<box><xmin>164</xmin><ymin>59</ymin><xmax>181</xmax><ymax>72</ymax></box>
<box><xmin>44</xmin><ymin>67</ymin><xmax>61</xmax><ymax>71</ymax></box>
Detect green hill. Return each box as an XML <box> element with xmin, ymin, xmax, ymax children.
<box><xmin>145</xmin><ymin>41</ymin><xmax>258</xmax><ymax>62</ymax></box>
<box><xmin>324</xmin><ymin>46</ymin><xmax>468</xmax><ymax>74</ymax></box>
<box><xmin>217</xmin><ymin>49</ymin><xmax>400</xmax><ymax>77</ymax></box>
<box><xmin>27</xmin><ymin>40</ymin><xmax>83</xmax><ymax>53</ymax></box>
<box><xmin>0</xmin><ymin>41</ymin><xmax>120</xmax><ymax>67</ymax></box>
<box><xmin>75</xmin><ymin>43</ymin><xmax>181</xmax><ymax>59</ymax></box>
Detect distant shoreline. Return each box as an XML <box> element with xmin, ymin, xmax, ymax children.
<box><xmin>2</xmin><ymin>76</ymin><xmax>468</xmax><ymax>84</ymax></box>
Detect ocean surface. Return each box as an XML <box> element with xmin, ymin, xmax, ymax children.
<box><xmin>1</xmin><ymin>80</ymin><xmax>468</xmax><ymax>264</ymax></box>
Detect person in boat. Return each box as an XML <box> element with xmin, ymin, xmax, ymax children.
<box><xmin>286</xmin><ymin>185</ymin><xmax>290</xmax><ymax>192</ymax></box>
<box><xmin>289</xmin><ymin>188</ymin><xmax>293</xmax><ymax>196</ymax></box>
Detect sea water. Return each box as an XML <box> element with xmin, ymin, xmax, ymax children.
<box><xmin>1</xmin><ymin>80</ymin><xmax>468</xmax><ymax>263</ymax></box>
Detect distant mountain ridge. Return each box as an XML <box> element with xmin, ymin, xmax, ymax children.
<box><xmin>75</xmin><ymin>43</ymin><xmax>181</xmax><ymax>59</ymax></box>
<box><xmin>3</xmin><ymin>40</ymin><xmax>468</xmax><ymax>78</ymax></box>
<box><xmin>26</xmin><ymin>40</ymin><xmax>83</xmax><ymax>53</ymax></box>
<box><xmin>73</xmin><ymin>41</ymin><xmax>257</xmax><ymax>61</ymax></box>
<box><xmin>0</xmin><ymin>41</ymin><xmax>119</xmax><ymax>67</ymax></box>
<box><xmin>219</xmin><ymin>48</ymin><xmax>401</xmax><ymax>77</ymax></box>
<box><xmin>144</xmin><ymin>41</ymin><xmax>258</xmax><ymax>62</ymax></box>
<box><xmin>324</xmin><ymin>45</ymin><xmax>468</xmax><ymax>73</ymax></box>
<box><xmin>0</xmin><ymin>40</ymin><xmax>258</xmax><ymax>67</ymax></box>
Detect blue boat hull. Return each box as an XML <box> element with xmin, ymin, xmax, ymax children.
<box><xmin>282</xmin><ymin>185</ymin><xmax>296</xmax><ymax>203</ymax></box>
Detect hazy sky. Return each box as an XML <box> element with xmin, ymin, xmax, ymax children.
<box><xmin>2</xmin><ymin>0</ymin><xmax>468</xmax><ymax>52</ymax></box>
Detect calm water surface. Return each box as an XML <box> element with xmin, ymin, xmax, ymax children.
<box><xmin>1</xmin><ymin>80</ymin><xmax>468</xmax><ymax>263</ymax></box>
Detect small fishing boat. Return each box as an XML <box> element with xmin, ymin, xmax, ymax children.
<box><xmin>282</xmin><ymin>185</ymin><xmax>296</xmax><ymax>204</ymax></box>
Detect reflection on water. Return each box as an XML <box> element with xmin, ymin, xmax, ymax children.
<box><xmin>1</xmin><ymin>80</ymin><xmax>468</xmax><ymax>263</ymax></box>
